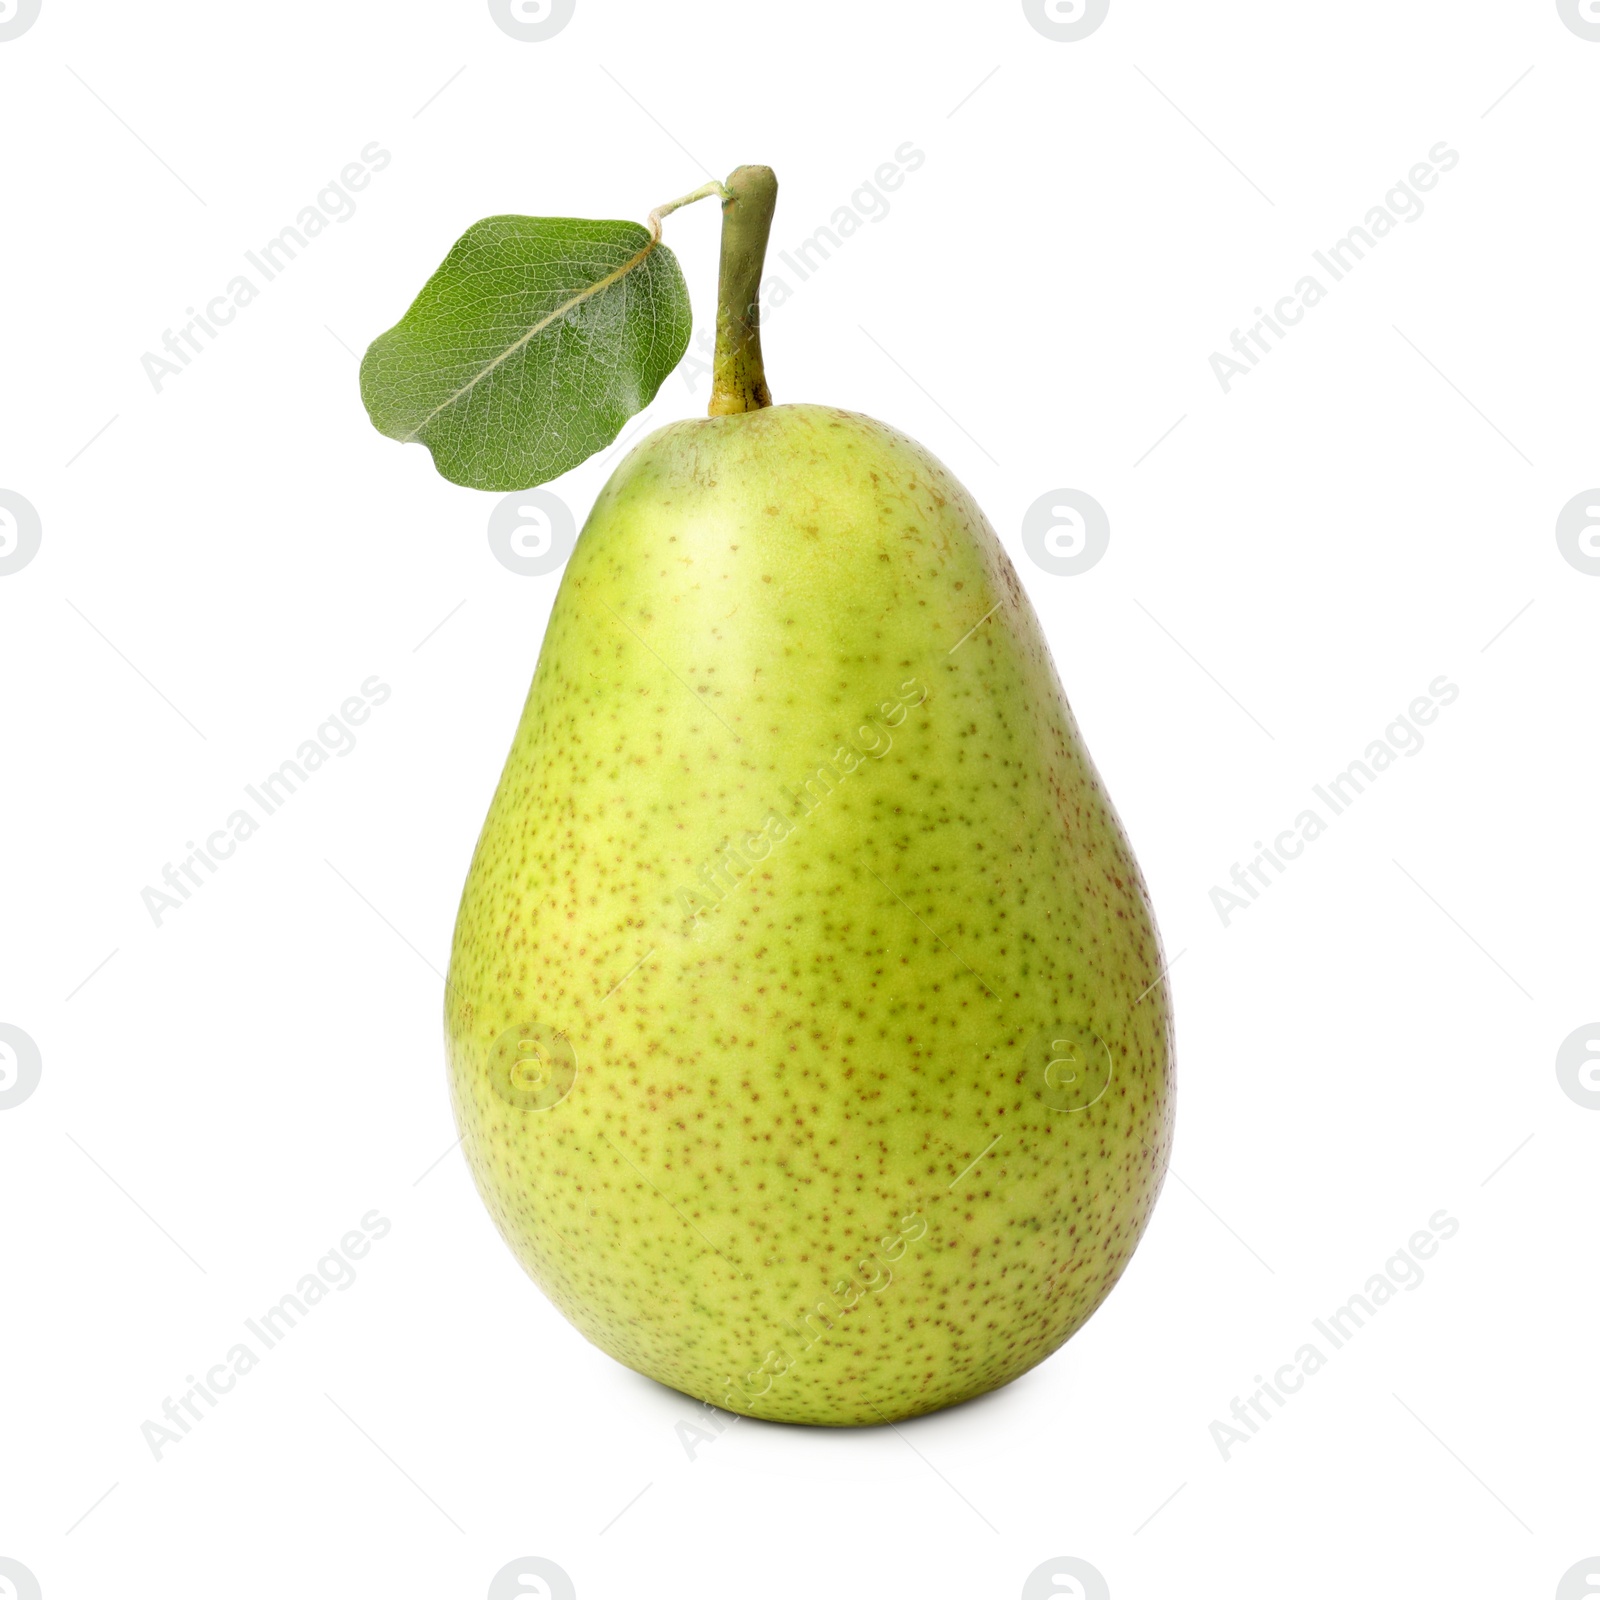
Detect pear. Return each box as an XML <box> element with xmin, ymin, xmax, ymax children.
<box><xmin>444</xmin><ymin>169</ymin><xmax>1173</xmax><ymax>1425</ymax></box>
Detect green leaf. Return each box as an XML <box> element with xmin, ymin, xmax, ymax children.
<box><xmin>360</xmin><ymin>215</ymin><xmax>691</xmax><ymax>492</ymax></box>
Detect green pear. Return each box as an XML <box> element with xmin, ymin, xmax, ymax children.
<box><xmin>444</xmin><ymin>169</ymin><xmax>1172</xmax><ymax>1425</ymax></box>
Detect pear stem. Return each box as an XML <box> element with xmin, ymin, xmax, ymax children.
<box><xmin>709</xmin><ymin>165</ymin><xmax>778</xmax><ymax>416</ymax></box>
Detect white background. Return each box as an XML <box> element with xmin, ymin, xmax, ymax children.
<box><xmin>2</xmin><ymin>2</ymin><xmax>1597</xmax><ymax>1597</ymax></box>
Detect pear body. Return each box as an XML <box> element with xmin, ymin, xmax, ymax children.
<box><xmin>446</xmin><ymin>404</ymin><xmax>1173</xmax><ymax>1425</ymax></box>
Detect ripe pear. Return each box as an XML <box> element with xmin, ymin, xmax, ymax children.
<box><xmin>444</xmin><ymin>168</ymin><xmax>1172</xmax><ymax>1425</ymax></box>
<box><xmin>445</xmin><ymin>399</ymin><xmax>1173</xmax><ymax>1423</ymax></box>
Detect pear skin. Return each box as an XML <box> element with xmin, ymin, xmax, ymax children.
<box><xmin>446</xmin><ymin>403</ymin><xmax>1173</xmax><ymax>1425</ymax></box>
